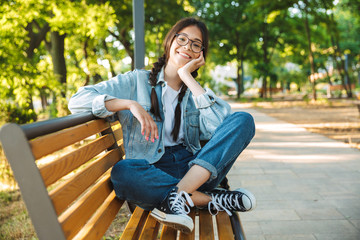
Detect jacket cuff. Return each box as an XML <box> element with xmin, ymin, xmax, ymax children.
<box><xmin>92</xmin><ymin>94</ymin><xmax>116</xmax><ymax>118</ymax></box>
<box><xmin>192</xmin><ymin>88</ymin><xmax>216</xmax><ymax>109</ymax></box>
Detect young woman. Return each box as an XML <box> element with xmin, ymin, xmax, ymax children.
<box><xmin>69</xmin><ymin>17</ymin><xmax>256</xmax><ymax>233</ymax></box>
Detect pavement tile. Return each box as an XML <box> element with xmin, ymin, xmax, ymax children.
<box><xmin>350</xmin><ymin>219</ymin><xmax>360</xmax><ymax>231</ymax></box>
<box><xmin>314</xmin><ymin>233</ymin><xmax>360</xmax><ymax>240</ymax></box>
<box><xmin>259</xmin><ymin>220</ymin><xmax>359</xmax><ymax>235</ymax></box>
<box><xmin>337</xmin><ymin>208</ymin><xmax>360</xmax><ymax>220</ymax></box>
<box><xmin>246</xmin><ymin>235</ymin><xmax>266</xmax><ymax>240</ymax></box>
<box><xmin>264</xmin><ymin>234</ymin><xmax>316</xmax><ymax>240</ymax></box>
<box><xmin>240</xmin><ymin>220</ymin><xmax>263</xmax><ymax>235</ymax></box>
<box><xmin>228</xmin><ymin>107</ymin><xmax>360</xmax><ymax>240</ymax></box>
<box><xmin>295</xmin><ymin>208</ymin><xmax>344</xmax><ymax>220</ymax></box>
<box><xmin>240</xmin><ymin>209</ymin><xmax>300</xmax><ymax>221</ymax></box>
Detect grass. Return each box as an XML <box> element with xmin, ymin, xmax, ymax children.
<box><xmin>0</xmin><ymin>190</ymin><xmax>37</xmax><ymax>240</ymax></box>
<box><xmin>0</xmin><ymin>142</ymin><xmax>130</xmax><ymax>239</ymax></box>
<box><xmin>0</xmin><ymin>188</ymin><xmax>131</xmax><ymax>240</ymax></box>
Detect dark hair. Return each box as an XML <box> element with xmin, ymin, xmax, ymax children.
<box><xmin>149</xmin><ymin>17</ymin><xmax>209</xmax><ymax>141</ymax></box>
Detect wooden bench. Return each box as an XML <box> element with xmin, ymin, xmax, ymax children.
<box><xmin>0</xmin><ymin>112</ymin><xmax>246</xmax><ymax>240</ymax></box>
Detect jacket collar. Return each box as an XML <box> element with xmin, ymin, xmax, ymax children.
<box><xmin>156</xmin><ymin>67</ymin><xmax>165</xmax><ymax>85</ymax></box>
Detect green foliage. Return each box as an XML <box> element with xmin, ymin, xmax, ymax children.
<box><xmin>0</xmin><ymin>102</ymin><xmax>37</xmax><ymax>125</ymax></box>
<box><xmin>0</xmin><ymin>0</ymin><xmax>359</xmax><ymax>126</ymax></box>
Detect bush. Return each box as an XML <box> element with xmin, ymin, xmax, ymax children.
<box><xmin>0</xmin><ymin>102</ymin><xmax>37</xmax><ymax>125</ymax></box>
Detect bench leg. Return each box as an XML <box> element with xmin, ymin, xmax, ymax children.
<box><xmin>230</xmin><ymin>213</ymin><xmax>246</xmax><ymax>240</ymax></box>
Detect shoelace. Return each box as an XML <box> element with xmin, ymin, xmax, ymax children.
<box><xmin>169</xmin><ymin>191</ymin><xmax>194</xmax><ymax>215</ymax></box>
<box><xmin>208</xmin><ymin>192</ymin><xmax>243</xmax><ymax>216</ymax></box>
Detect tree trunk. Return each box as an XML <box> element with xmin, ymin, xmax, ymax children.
<box><xmin>303</xmin><ymin>4</ymin><xmax>317</xmax><ymax>101</ymax></box>
<box><xmin>50</xmin><ymin>31</ymin><xmax>67</xmax><ymax>97</ymax></box>
<box><xmin>83</xmin><ymin>38</ymin><xmax>90</xmax><ymax>86</ymax></box>
<box><xmin>236</xmin><ymin>63</ymin><xmax>242</xmax><ymax>99</ymax></box>
<box><xmin>25</xmin><ymin>21</ymin><xmax>50</xmax><ymax>58</ymax></box>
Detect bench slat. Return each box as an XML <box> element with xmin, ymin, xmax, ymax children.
<box><xmin>0</xmin><ymin>123</ymin><xmax>66</xmax><ymax>240</ymax></box>
<box><xmin>160</xmin><ymin>226</ymin><xmax>177</xmax><ymax>239</ymax></box>
<box><xmin>113</xmin><ymin>125</ymin><xmax>123</xmax><ymax>141</ymax></box>
<box><xmin>40</xmin><ymin>134</ymin><xmax>115</xmax><ymax>187</ymax></box>
<box><xmin>59</xmin><ymin>171</ymin><xmax>122</xmax><ymax>239</ymax></box>
<box><xmin>121</xmin><ymin>207</ymin><xmax>150</xmax><ymax>240</ymax></box>
<box><xmin>139</xmin><ymin>215</ymin><xmax>160</xmax><ymax>240</ymax></box>
<box><xmin>199</xmin><ymin>210</ymin><xmax>214</xmax><ymax>240</ymax></box>
<box><xmin>216</xmin><ymin>212</ymin><xmax>235</xmax><ymax>240</ymax></box>
<box><xmin>72</xmin><ymin>191</ymin><xmax>122</xmax><ymax>240</ymax></box>
<box><xmin>50</xmin><ymin>149</ymin><xmax>121</xmax><ymax>215</ymax></box>
<box><xmin>31</xmin><ymin>119</ymin><xmax>110</xmax><ymax>160</ymax></box>
<box><xmin>113</xmin><ymin>127</ymin><xmax>125</xmax><ymax>154</ymax></box>
<box><xmin>179</xmin><ymin>210</ymin><xmax>195</xmax><ymax>240</ymax></box>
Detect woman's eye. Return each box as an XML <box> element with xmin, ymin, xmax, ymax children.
<box><xmin>193</xmin><ymin>43</ymin><xmax>202</xmax><ymax>48</ymax></box>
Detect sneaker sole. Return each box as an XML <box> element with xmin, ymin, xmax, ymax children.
<box><xmin>150</xmin><ymin>209</ymin><xmax>194</xmax><ymax>233</ymax></box>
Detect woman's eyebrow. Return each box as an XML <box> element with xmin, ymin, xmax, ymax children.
<box><xmin>180</xmin><ymin>32</ymin><xmax>202</xmax><ymax>43</ymax></box>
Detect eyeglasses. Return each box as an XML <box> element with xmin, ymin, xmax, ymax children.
<box><xmin>175</xmin><ymin>33</ymin><xmax>204</xmax><ymax>53</ymax></box>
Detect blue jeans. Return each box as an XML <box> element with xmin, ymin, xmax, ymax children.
<box><xmin>110</xmin><ymin>112</ymin><xmax>255</xmax><ymax>210</ymax></box>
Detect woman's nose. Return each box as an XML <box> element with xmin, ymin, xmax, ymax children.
<box><xmin>183</xmin><ymin>42</ymin><xmax>191</xmax><ymax>50</ymax></box>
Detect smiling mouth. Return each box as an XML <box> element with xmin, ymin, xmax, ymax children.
<box><xmin>177</xmin><ymin>51</ymin><xmax>191</xmax><ymax>59</ymax></box>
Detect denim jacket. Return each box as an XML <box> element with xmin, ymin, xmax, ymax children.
<box><xmin>68</xmin><ymin>68</ymin><xmax>231</xmax><ymax>164</ymax></box>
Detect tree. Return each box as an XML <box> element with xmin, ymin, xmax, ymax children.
<box><xmin>193</xmin><ymin>0</ymin><xmax>258</xmax><ymax>98</ymax></box>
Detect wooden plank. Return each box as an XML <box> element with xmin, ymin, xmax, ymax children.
<box><xmin>50</xmin><ymin>149</ymin><xmax>122</xmax><ymax>215</ymax></box>
<box><xmin>72</xmin><ymin>191</ymin><xmax>122</xmax><ymax>240</ymax></box>
<box><xmin>59</xmin><ymin>171</ymin><xmax>124</xmax><ymax>239</ymax></box>
<box><xmin>216</xmin><ymin>212</ymin><xmax>234</xmax><ymax>240</ymax></box>
<box><xmin>113</xmin><ymin>127</ymin><xmax>125</xmax><ymax>154</ymax></box>
<box><xmin>112</xmin><ymin>125</ymin><xmax>123</xmax><ymax>141</ymax></box>
<box><xmin>40</xmin><ymin>134</ymin><xmax>115</xmax><ymax>187</ymax></box>
<box><xmin>121</xmin><ymin>207</ymin><xmax>149</xmax><ymax>240</ymax></box>
<box><xmin>160</xmin><ymin>225</ymin><xmax>177</xmax><ymax>240</ymax></box>
<box><xmin>199</xmin><ymin>210</ymin><xmax>214</xmax><ymax>240</ymax></box>
<box><xmin>31</xmin><ymin>119</ymin><xmax>110</xmax><ymax>160</ymax></box>
<box><xmin>179</xmin><ymin>209</ymin><xmax>196</xmax><ymax>240</ymax></box>
<box><xmin>139</xmin><ymin>215</ymin><xmax>160</xmax><ymax>240</ymax></box>
<box><xmin>0</xmin><ymin>123</ymin><xmax>66</xmax><ymax>239</ymax></box>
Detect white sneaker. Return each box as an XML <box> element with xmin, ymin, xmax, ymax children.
<box><xmin>150</xmin><ymin>187</ymin><xmax>194</xmax><ymax>233</ymax></box>
<box><xmin>206</xmin><ymin>188</ymin><xmax>256</xmax><ymax>216</ymax></box>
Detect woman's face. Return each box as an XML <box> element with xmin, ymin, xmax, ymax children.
<box><xmin>167</xmin><ymin>25</ymin><xmax>203</xmax><ymax>70</ymax></box>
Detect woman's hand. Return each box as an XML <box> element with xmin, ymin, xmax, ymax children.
<box><xmin>177</xmin><ymin>51</ymin><xmax>205</xmax><ymax>79</ymax></box>
<box><xmin>177</xmin><ymin>51</ymin><xmax>206</xmax><ymax>97</ymax></box>
<box><xmin>129</xmin><ymin>101</ymin><xmax>159</xmax><ymax>142</ymax></box>
<box><xmin>106</xmin><ymin>99</ymin><xmax>158</xmax><ymax>142</ymax></box>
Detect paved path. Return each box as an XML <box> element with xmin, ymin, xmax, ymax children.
<box><xmin>228</xmin><ymin>104</ymin><xmax>360</xmax><ymax>240</ymax></box>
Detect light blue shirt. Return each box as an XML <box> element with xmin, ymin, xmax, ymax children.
<box><xmin>68</xmin><ymin>68</ymin><xmax>232</xmax><ymax>164</ymax></box>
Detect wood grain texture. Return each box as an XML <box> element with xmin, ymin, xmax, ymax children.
<box><xmin>216</xmin><ymin>212</ymin><xmax>235</xmax><ymax>240</ymax></box>
<box><xmin>31</xmin><ymin>119</ymin><xmax>110</xmax><ymax>160</ymax></box>
<box><xmin>39</xmin><ymin>134</ymin><xmax>114</xmax><ymax>187</ymax></box>
<box><xmin>71</xmin><ymin>191</ymin><xmax>122</xmax><ymax>240</ymax></box>
<box><xmin>121</xmin><ymin>207</ymin><xmax>149</xmax><ymax>240</ymax></box>
<box><xmin>199</xmin><ymin>210</ymin><xmax>214</xmax><ymax>240</ymax></box>
<box><xmin>160</xmin><ymin>225</ymin><xmax>177</xmax><ymax>240</ymax></box>
<box><xmin>139</xmin><ymin>215</ymin><xmax>160</xmax><ymax>240</ymax></box>
<box><xmin>50</xmin><ymin>149</ymin><xmax>122</xmax><ymax>215</ymax></box>
<box><xmin>59</xmin><ymin>172</ymin><xmax>122</xmax><ymax>239</ymax></box>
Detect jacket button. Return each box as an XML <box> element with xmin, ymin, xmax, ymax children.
<box><xmin>158</xmin><ymin>149</ymin><xmax>162</xmax><ymax>153</ymax></box>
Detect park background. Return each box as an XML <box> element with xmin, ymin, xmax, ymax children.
<box><xmin>0</xmin><ymin>0</ymin><xmax>359</xmax><ymax>239</ymax></box>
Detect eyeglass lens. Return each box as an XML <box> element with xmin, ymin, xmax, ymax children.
<box><xmin>176</xmin><ymin>34</ymin><xmax>203</xmax><ymax>53</ymax></box>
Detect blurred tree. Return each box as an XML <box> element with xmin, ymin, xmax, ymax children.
<box><xmin>192</xmin><ymin>0</ymin><xmax>258</xmax><ymax>99</ymax></box>
<box><xmin>0</xmin><ymin>0</ymin><xmax>117</xmax><ymax>122</ymax></box>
